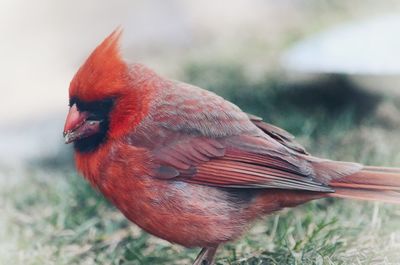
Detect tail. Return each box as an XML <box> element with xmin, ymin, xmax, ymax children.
<box><xmin>328</xmin><ymin>166</ymin><xmax>400</xmax><ymax>204</ymax></box>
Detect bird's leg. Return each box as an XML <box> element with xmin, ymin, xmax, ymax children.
<box><xmin>193</xmin><ymin>245</ymin><xmax>219</xmax><ymax>265</ymax></box>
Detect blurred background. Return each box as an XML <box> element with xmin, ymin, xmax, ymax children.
<box><xmin>1</xmin><ymin>0</ymin><xmax>400</xmax><ymax>264</ymax></box>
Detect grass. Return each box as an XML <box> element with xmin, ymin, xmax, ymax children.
<box><xmin>1</xmin><ymin>63</ymin><xmax>400</xmax><ymax>264</ymax></box>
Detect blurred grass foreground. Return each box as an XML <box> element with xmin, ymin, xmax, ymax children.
<box><xmin>2</xmin><ymin>63</ymin><xmax>400</xmax><ymax>264</ymax></box>
<box><xmin>2</xmin><ymin>1</ymin><xmax>400</xmax><ymax>265</ymax></box>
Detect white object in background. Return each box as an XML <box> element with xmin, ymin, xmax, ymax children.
<box><xmin>282</xmin><ymin>15</ymin><xmax>400</xmax><ymax>95</ymax></box>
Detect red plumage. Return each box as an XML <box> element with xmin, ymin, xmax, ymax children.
<box><xmin>64</xmin><ymin>30</ymin><xmax>400</xmax><ymax>264</ymax></box>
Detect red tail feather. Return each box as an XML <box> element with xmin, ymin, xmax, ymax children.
<box><xmin>329</xmin><ymin>166</ymin><xmax>400</xmax><ymax>204</ymax></box>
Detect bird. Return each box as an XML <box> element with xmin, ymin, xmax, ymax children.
<box><xmin>63</xmin><ymin>30</ymin><xmax>400</xmax><ymax>265</ymax></box>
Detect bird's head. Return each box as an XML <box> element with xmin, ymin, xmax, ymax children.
<box><xmin>63</xmin><ymin>29</ymin><xmax>153</xmax><ymax>153</ymax></box>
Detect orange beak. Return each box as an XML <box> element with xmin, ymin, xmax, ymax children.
<box><xmin>63</xmin><ymin>104</ymin><xmax>101</xmax><ymax>144</ymax></box>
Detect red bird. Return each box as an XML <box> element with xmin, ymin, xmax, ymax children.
<box><xmin>63</xmin><ymin>30</ymin><xmax>400</xmax><ymax>265</ymax></box>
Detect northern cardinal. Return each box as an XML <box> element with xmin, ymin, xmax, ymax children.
<box><xmin>63</xmin><ymin>30</ymin><xmax>400</xmax><ymax>265</ymax></box>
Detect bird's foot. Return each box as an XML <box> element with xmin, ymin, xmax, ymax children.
<box><xmin>193</xmin><ymin>245</ymin><xmax>219</xmax><ymax>265</ymax></box>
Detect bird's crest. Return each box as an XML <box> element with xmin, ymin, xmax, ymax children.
<box><xmin>69</xmin><ymin>28</ymin><xmax>129</xmax><ymax>102</ymax></box>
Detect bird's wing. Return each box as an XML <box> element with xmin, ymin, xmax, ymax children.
<box><xmin>130</xmin><ymin>81</ymin><xmax>360</xmax><ymax>192</ymax></box>
<box><xmin>149</xmin><ymin>134</ymin><xmax>334</xmax><ymax>192</ymax></box>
